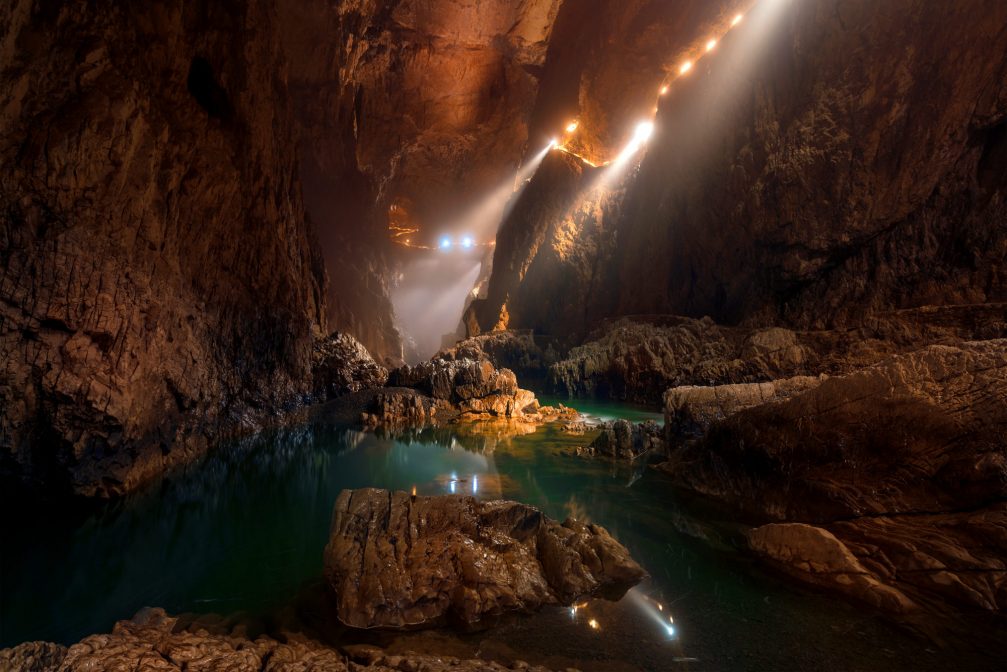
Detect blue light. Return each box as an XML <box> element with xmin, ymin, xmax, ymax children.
<box><xmin>461</xmin><ymin>236</ymin><xmax>474</xmax><ymax>248</ymax></box>
<box><xmin>439</xmin><ymin>237</ymin><xmax>452</xmax><ymax>250</ymax></box>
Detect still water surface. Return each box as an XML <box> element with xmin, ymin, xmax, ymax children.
<box><xmin>2</xmin><ymin>402</ymin><xmax>1001</xmax><ymax>670</ymax></box>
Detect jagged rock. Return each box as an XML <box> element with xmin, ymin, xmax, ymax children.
<box><xmin>664</xmin><ymin>375</ymin><xmax>824</xmax><ymax>440</ymax></box>
<box><xmin>312</xmin><ymin>332</ymin><xmax>389</xmax><ymax>401</ymax></box>
<box><xmin>438</xmin><ymin>331</ymin><xmax>555</xmax><ymax>384</ymax></box>
<box><xmin>0</xmin><ymin>608</ymin><xmax>563</xmax><ymax>672</ymax></box>
<box><xmin>659</xmin><ymin>340</ymin><xmax>1007</xmax><ymax>612</ymax></box>
<box><xmin>323</xmin><ymin>488</ymin><xmax>646</xmax><ymax>628</ymax></box>
<box><xmin>574</xmin><ymin>420</ymin><xmax>663</xmax><ymax>460</ymax></box>
<box><xmin>383</xmin><ymin>357</ymin><xmax>543</xmax><ymax>424</ymax></box>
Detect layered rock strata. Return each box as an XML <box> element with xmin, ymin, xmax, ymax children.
<box><xmin>323</xmin><ymin>488</ymin><xmax>646</xmax><ymax>628</ymax></box>
<box><xmin>659</xmin><ymin>341</ymin><xmax>1007</xmax><ymax>613</ymax></box>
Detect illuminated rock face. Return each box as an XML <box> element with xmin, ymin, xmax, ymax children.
<box><xmin>323</xmin><ymin>488</ymin><xmax>645</xmax><ymax>628</ymax></box>
<box><xmin>481</xmin><ymin>0</ymin><xmax>1007</xmax><ymax>339</ymax></box>
<box><xmin>0</xmin><ymin>0</ymin><xmax>325</xmax><ymax>497</ymax></box>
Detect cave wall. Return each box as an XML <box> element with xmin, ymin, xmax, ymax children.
<box><xmin>0</xmin><ymin>0</ymin><xmax>325</xmax><ymax>496</ymax></box>
<box><xmin>478</xmin><ymin>0</ymin><xmax>1007</xmax><ymax>340</ymax></box>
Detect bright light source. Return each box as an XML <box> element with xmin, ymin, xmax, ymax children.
<box><xmin>461</xmin><ymin>236</ymin><xmax>474</xmax><ymax>248</ymax></box>
<box><xmin>659</xmin><ymin>85</ymin><xmax>669</xmax><ymax>95</ymax></box>
<box><xmin>634</xmin><ymin>121</ymin><xmax>655</xmax><ymax>143</ymax></box>
<box><xmin>666</xmin><ymin>625</ymin><xmax>676</xmax><ymax>637</ymax></box>
<box><xmin>439</xmin><ymin>237</ymin><xmax>452</xmax><ymax>250</ymax></box>
<box><xmin>731</xmin><ymin>13</ymin><xmax>743</xmax><ymax>27</ymax></box>
<box><xmin>548</xmin><ymin>137</ymin><xmax>559</xmax><ymax>148</ymax></box>
<box><xmin>679</xmin><ymin>60</ymin><xmax>693</xmax><ymax>75</ymax></box>
<box><xmin>588</xmin><ymin>619</ymin><xmax>599</xmax><ymax>630</ymax></box>
<box><xmin>706</xmin><ymin>38</ymin><xmax>717</xmax><ymax>51</ymax></box>
<box><xmin>565</xmin><ymin>121</ymin><xmax>579</xmax><ymax>133</ymax></box>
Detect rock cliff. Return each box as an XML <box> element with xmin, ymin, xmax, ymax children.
<box><xmin>0</xmin><ymin>0</ymin><xmax>326</xmax><ymax>497</ymax></box>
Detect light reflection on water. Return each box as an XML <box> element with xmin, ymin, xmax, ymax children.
<box><xmin>1</xmin><ymin>421</ymin><xmax>1001</xmax><ymax>670</ymax></box>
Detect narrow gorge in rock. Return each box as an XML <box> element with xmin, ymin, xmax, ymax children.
<box><xmin>1</xmin><ymin>1</ymin><xmax>1005</xmax><ymax>670</ymax></box>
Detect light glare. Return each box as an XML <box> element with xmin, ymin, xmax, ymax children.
<box><xmin>565</xmin><ymin>121</ymin><xmax>579</xmax><ymax>133</ymax></box>
<box><xmin>634</xmin><ymin>121</ymin><xmax>655</xmax><ymax>143</ymax></box>
<box><xmin>706</xmin><ymin>38</ymin><xmax>717</xmax><ymax>51</ymax></box>
<box><xmin>731</xmin><ymin>13</ymin><xmax>743</xmax><ymax>27</ymax></box>
<box><xmin>439</xmin><ymin>237</ymin><xmax>451</xmax><ymax>250</ymax></box>
<box><xmin>679</xmin><ymin>60</ymin><xmax>693</xmax><ymax>75</ymax></box>
<box><xmin>659</xmin><ymin>85</ymin><xmax>669</xmax><ymax>95</ymax></box>
<box><xmin>461</xmin><ymin>236</ymin><xmax>474</xmax><ymax>248</ymax></box>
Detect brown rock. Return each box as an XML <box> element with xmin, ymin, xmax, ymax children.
<box><xmin>323</xmin><ymin>488</ymin><xmax>645</xmax><ymax>628</ymax></box>
<box><xmin>312</xmin><ymin>332</ymin><xmax>389</xmax><ymax>401</ymax></box>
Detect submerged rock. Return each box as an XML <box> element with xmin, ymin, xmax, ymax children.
<box><xmin>323</xmin><ymin>488</ymin><xmax>646</xmax><ymax>628</ymax></box>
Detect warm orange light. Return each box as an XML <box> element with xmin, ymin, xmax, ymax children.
<box><xmin>411</xmin><ymin>485</ymin><xmax>417</xmax><ymax>496</ymax></box>
<box><xmin>659</xmin><ymin>85</ymin><xmax>669</xmax><ymax>95</ymax></box>
<box><xmin>588</xmin><ymin>619</ymin><xmax>600</xmax><ymax>630</ymax></box>
<box><xmin>679</xmin><ymin>60</ymin><xmax>693</xmax><ymax>75</ymax></box>
<box><xmin>731</xmin><ymin>13</ymin><xmax>743</xmax><ymax>27</ymax></box>
<box><xmin>565</xmin><ymin>121</ymin><xmax>579</xmax><ymax>133</ymax></box>
<box><xmin>706</xmin><ymin>38</ymin><xmax>717</xmax><ymax>51</ymax></box>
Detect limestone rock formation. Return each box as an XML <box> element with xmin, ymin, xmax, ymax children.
<box><xmin>312</xmin><ymin>332</ymin><xmax>389</xmax><ymax>401</ymax></box>
<box><xmin>573</xmin><ymin>419</ymin><xmax>664</xmax><ymax>460</ymax></box>
<box><xmin>474</xmin><ymin>0</ymin><xmax>1007</xmax><ymax>343</ymax></box>
<box><xmin>0</xmin><ymin>0</ymin><xmax>326</xmax><ymax>498</ymax></box>
<box><xmin>0</xmin><ymin>608</ymin><xmax>561</xmax><ymax>672</ymax></box>
<box><xmin>664</xmin><ymin>375</ymin><xmax>824</xmax><ymax>440</ymax></box>
<box><xmin>323</xmin><ymin>488</ymin><xmax>646</xmax><ymax>628</ymax></box>
<box><xmin>660</xmin><ymin>340</ymin><xmax>1007</xmax><ymax>612</ymax></box>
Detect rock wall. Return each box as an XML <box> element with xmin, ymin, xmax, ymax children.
<box><xmin>477</xmin><ymin>0</ymin><xmax>1007</xmax><ymax>340</ymax></box>
<box><xmin>0</xmin><ymin>0</ymin><xmax>326</xmax><ymax>496</ymax></box>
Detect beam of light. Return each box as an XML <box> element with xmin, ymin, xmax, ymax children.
<box><xmin>731</xmin><ymin>13</ymin><xmax>743</xmax><ymax>27</ymax></box>
<box><xmin>549</xmin><ymin>137</ymin><xmax>559</xmax><ymax>148</ymax></box>
<box><xmin>706</xmin><ymin>38</ymin><xmax>717</xmax><ymax>51</ymax></box>
<box><xmin>565</xmin><ymin>121</ymin><xmax>579</xmax><ymax>133</ymax></box>
<box><xmin>472</xmin><ymin>474</ymin><xmax>479</xmax><ymax>493</ymax></box>
<box><xmin>627</xmin><ymin>588</ymin><xmax>678</xmax><ymax>640</ymax></box>
<box><xmin>439</xmin><ymin>236</ymin><xmax>452</xmax><ymax>250</ymax></box>
<box><xmin>679</xmin><ymin>60</ymin><xmax>693</xmax><ymax>75</ymax></box>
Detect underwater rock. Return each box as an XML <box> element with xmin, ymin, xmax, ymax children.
<box><xmin>312</xmin><ymin>332</ymin><xmax>389</xmax><ymax>401</ymax></box>
<box><xmin>323</xmin><ymin>488</ymin><xmax>646</xmax><ymax>628</ymax></box>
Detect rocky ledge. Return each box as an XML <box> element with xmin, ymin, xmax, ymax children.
<box><xmin>323</xmin><ymin>489</ymin><xmax>645</xmax><ymax>628</ymax></box>
<box><xmin>658</xmin><ymin>340</ymin><xmax>1007</xmax><ymax>613</ymax></box>
<box><xmin>0</xmin><ymin>608</ymin><xmax>563</xmax><ymax>672</ymax></box>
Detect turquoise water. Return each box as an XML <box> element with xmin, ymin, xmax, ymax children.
<box><xmin>1</xmin><ymin>418</ymin><xmax>1000</xmax><ymax>670</ymax></box>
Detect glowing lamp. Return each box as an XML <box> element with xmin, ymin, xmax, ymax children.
<box><xmin>439</xmin><ymin>237</ymin><xmax>452</xmax><ymax>250</ymax></box>
<box><xmin>461</xmin><ymin>236</ymin><xmax>474</xmax><ymax>248</ymax></box>
<box><xmin>659</xmin><ymin>85</ymin><xmax>669</xmax><ymax>95</ymax></box>
<box><xmin>548</xmin><ymin>137</ymin><xmax>559</xmax><ymax>148</ymax></box>
<box><xmin>565</xmin><ymin>121</ymin><xmax>579</xmax><ymax>133</ymax></box>
<box><xmin>588</xmin><ymin>619</ymin><xmax>599</xmax><ymax>630</ymax></box>
<box><xmin>706</xmin><ymin>38</ymin><xmax>717</xmax><ymax>51</ymax></box>
<box><xmin>731</xmin><ymin>13</ymin><xmax>743</xmax><ymax>27</ymax></box>
<box><xmin>679</xmin><ymin>60</ymin><xmax>693</xmax><ymax>75</ymax></box>
<box><xmin>666</xmin><ymin>625</ymin><xmax>676</xmax><ymax>637</ymax></box>
<box><xmin>634</xmin><ymin>121</ymin><xmax>655</xmax><ymax>143</ymax></box>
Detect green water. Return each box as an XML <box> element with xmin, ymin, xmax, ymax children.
<box><xmin>1</xmin><ymin>418</ymin><xmax>1001</xmax><ymax>670</ymax></box>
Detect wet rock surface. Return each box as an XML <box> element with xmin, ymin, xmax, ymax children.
<box><xmin>659</xmin><ymin>340</ymin><xmax>1007</xmax><ymax>612</ymax></box>
<box><xmin>0</xmin><ymin>608</ymin><xmax>563</xmax><ymax>672</ymax></box>
<box><xmin>323</xmin><ymin>488</ymin><xmax>645</xmax><ymax>629</ymax></box>
<box><xmin>569</xmin><ymin>420</ymin><xmax>663</xmax><ymax>461</ymax></box>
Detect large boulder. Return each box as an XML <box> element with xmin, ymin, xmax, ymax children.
<box><xmin>323</xmin><ymin>488</ymin><xmax>646</xmax><ymax>628</ymax></box>
<box><xmin>575</xmin><ymin>419</ymin><xmax>664</xmax><ymax>460</ymax></box>
<box><xmin>312</xmin><ymin>332</ymin><xmax>389</xmax><ymax>401</ymax></box>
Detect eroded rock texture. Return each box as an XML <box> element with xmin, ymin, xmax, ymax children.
<box><xmin>659</xmin><ymin>341</ymin><xmax>1007</xmax><ymax>612</ymax></box>
<box><xmin>323</xmin><ymin>488</ymin><xmax>645</xmax><ymax>628</ymax></box>
<box><xmin>312</xmin><ymin>332</ymin><xmax>389</xmax><ymax>401</ymax></box>
<box><xmin>0</xmin><ymin>608</ymin><xmax>561</xmax><ymax>672</ymax></box>
<box><xmin>476</xmin><ymin>0</ymin><xmax>1007</xmax><ymax>341</ymax></box>
<box><xmin>0</xmin><ymin>0</ymin><xmax>326</xmax><ymax>497</ymax></box>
